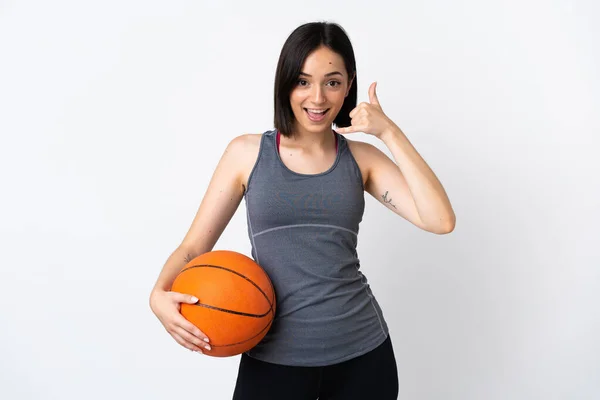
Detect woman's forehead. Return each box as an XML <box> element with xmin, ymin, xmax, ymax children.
<box><xmin>301</xmin><ymin>47</ymin><xmax>346</xmax><ymax>76</ymax></box>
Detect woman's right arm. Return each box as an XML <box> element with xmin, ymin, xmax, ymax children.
<box><xmin>149</xmin><ymin>135</ymin><xmax>253</xmax><ymax>353</ymax></box>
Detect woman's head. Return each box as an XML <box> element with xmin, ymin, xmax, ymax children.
<box><xmin>274</xmin><ymin>22</ymin><xmax>357</xmax><ymax>138</ymax></box>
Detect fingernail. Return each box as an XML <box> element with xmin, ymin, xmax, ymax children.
<box><xmin>204</xmin><ymin>338</ymin><xmax>210</xmax><ymax>343</ymax></box>
<box><xmin>191</xmin><ymin>296</ymin><xmax>198</xmax><ymax>303</ymax></box>
<box><xmin>205</xmin><ymin>345</ymin><xmax>211</xmax><ymax>351</ymax></box>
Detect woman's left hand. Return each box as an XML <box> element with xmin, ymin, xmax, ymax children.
<box><xmin>335</xmin><ymin>82</ymin><xmax>395</xmax><ymax>139</ymax></box>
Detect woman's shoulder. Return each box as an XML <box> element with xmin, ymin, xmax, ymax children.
<box><xmin>344</xmin><ymin>136</ymin><xmax>385</xmax><ymax>165</ymax></box>
<box><xmin>342</xmin><ymin>136</ymin><xmax>379</xmax><ymax>187</ymax></box>
<box><xmin>227</xmin><ymin>132</ymin><xmax>268</xmax><ymax>158</ymax></box>
<box><xmin>226</xmin><ymin>133</ymin><xmax>265</xmax><ymax>185</ymax></box>
<box><xmin>229</xmin><ymin>132</ymin><xmax>263</xmax><ymax>148</ymax></box>
<box><xmin>343</xmin><ymin>136</ymin><xmax>376</xmax><ymax>165</ymax></box>
<box><xmin>344</xmin><ymin>136</ymin><xmax>375</xmax><ymax>153</ymax></box>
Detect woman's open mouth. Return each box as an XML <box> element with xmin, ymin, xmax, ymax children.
<box><xmin>304</xmin><ymin>108</ymin><xmax>330</xmax><ymax>122</ymax></box>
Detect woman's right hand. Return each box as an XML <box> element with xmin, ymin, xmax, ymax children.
<box><xmin>150</xmin><ymin>289</ymin><xmax>212</xmax><ymax>354</ymax></box>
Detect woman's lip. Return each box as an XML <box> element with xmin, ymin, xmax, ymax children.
<box><xmin>304</xmin><ymin>108</ymin><xmax>329</xmax><ymax>122</ymax></box>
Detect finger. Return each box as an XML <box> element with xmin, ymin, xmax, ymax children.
<box><xmin>170</xmin><ymin>291</ymin><xmax>199</xmax><ymax>305</ymax></box>
<box><xmin>349</xmin><ymin>109</ymin><xmax>357</xmax><ymax>119</ymax></box>
<box><xmin>171</xmin><ymin>331</ymin><xmax>204</xmax><ymax>353</ymax></box>
<box><xmin>174</xmin><ymin>326</ymin><xmax>212</xmax><ymax>352</ymax></box>
<box><xmin>172</xmin><ymin>314</ymin><xmax>211</xmax><ymax>344</ymax></box>
<box><xmin>368</xmin><ymin>82</ymin><xmax>379</xmax><ymax>105</ymax></box>
<box><xmin>336</xmin><ymin>125</ymin><xmax>361</xmax><ymax>134</ymax></box>
<box><xmin>350</xmin><ymin>102</ymin><xmax>370</xmax><ymax>119</ymax></box>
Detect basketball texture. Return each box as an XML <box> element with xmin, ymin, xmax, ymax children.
<box><xmin>171</xmin><ymin>250</ymin><xmax>276</xmax><ymax>357</ymax></box>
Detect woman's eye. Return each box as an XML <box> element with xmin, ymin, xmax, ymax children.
<box><xmin>297</xmin><ymin>79</ymin><xmax>341</xmax><ymax>87</ymax></box>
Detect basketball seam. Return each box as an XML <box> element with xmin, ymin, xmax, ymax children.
<box><xmin>210</xmin><ymin>319</ymin><xmax>274</xmax><ymax>348</ymax></box>
<box><xmin>191</xmin><ymin>302</ymin><xmax>271</xmax><ymax>318</ymax></box>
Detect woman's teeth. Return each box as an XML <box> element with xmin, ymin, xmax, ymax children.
<box><xmin>305</xmin><ymin>108</ymin><xmax>329</xmax><ymax>122</ymax></box>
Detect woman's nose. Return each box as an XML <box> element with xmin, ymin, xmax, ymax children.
<box><xmin>310</xmin><ymin>86</ymin><xmax>326</xmax><ymax>104</ymax></box>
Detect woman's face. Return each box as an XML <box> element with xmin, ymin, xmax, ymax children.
<box><xmin>289</xmin><ymin>46</ymin><xmax>353</xmax><ymax>135</ymax></box>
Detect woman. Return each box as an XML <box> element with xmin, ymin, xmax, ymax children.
<box><xmin>150</xmin><ymin>21</ymin><xmax>455</xmax><ymax>399</ymax></box>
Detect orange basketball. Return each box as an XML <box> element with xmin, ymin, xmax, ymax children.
<box><xmin>171</xmin><ymin>250</ymin><xmax>276</xmax><ymax>357</ymax></box>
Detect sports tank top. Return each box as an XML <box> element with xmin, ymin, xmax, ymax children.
<box><xmin>243</xmin><ymin>129</ymin><xmax>389</xmax><ymax>367</ymax></box>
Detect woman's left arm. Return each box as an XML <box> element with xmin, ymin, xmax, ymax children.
<box><xmin>337</xmin><ymin>82</ymin><xmax>456</xmax><ymax>234</ymax></box>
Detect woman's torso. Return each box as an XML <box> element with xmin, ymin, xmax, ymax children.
<box><xmin>235</xmin><ymin>129</ymin><xmax>389</xmax><ymax>367</ymax></box>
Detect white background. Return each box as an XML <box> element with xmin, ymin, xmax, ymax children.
<box><xmin>1</xmin><ymin>1</ymin><xmax>599</xmax><ymax>399</ymax></box>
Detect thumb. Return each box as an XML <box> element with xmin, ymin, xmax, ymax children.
<box><xmin>368</xmin><ymin>81</ymin><xmax>380</xmax><ymax>105</ymax></box>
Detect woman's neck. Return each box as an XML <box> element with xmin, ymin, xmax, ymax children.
<box><xmin>277</xmin><ymin>128</ymin><xmax>337</xmax><ymax>153</ymax></box>
<box><xmin>281</xmin><ymin>126</ymin><xmax>336</xmax><ymax>150</ymax></box>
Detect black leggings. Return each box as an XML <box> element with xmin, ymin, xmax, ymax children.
<box><xmin>232</xmin><ymin>335</ymin><xmax>399</xmax><ymax>400</ymax></box>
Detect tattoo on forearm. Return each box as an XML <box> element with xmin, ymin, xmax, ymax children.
<box><xmin>382</xmin><ymin>191</ymin><xmax>397</xmax><ymax>209</ymax></box>
<box><xmin>184</xmin><ymin>253</ymin><xmax>193</xmax><ymax>263</ymax></box>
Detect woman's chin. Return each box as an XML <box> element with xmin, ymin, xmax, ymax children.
<box><xmin>295</xmin><ymin>118</ymin><xmax>334</xmax><ymax>133</ymax></box>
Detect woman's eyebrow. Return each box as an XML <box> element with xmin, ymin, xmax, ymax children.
<box><xmin>299</xmin><ymin>71</ymin><xmax>343</xmax><ymax>77</ymax></box>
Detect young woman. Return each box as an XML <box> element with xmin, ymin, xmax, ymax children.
<box><xmin>150</xmin><ymin>21</ymin><xmax>455</xmax><ymax>399</ymax></box>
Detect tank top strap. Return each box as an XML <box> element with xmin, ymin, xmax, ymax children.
<box><xmin>256</xmin><ymin>129</ymin><xmax>279</xmax><ymax>164</ymax></box>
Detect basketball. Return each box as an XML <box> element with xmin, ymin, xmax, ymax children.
<box><xmin>171</xmin><ymin>250</ymin><xmax>276</xmax><ymax>357</ymax></box>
